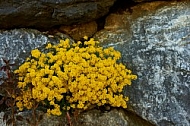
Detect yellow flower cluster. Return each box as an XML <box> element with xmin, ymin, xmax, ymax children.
<box><xmin>14</xmin><ymin>37</ymin><xmax>137</xmax><ymax>116</ymax></box>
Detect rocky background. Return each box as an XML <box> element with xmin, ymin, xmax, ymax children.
<box><xmin>0</xmin><ymin>0</ymin><xmax>189</xmax><ymax>126</ymax></box>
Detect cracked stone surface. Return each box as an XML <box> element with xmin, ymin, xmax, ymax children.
<box><xmin>0</xmin><ymin>109</ymin><xmax>154</xmax><ymax>126</ymax></box>
<box><xmin>0</xmin><ymin>0</ymin><xmax>115</xmax><ymax>29</ymax></box>
<box><xmin>94</xmin><ymin>1</ymin><xmax>190</xmax><ymax>125</ymax></box>
<box><xmin>0</xmin><ymin>29</ymin><xmax>72</xmax><ymax>87</ymax></box>
<box><xmin>0</xmin><ymin>29</ymin><xmax>55</xmax><ymax>69</ymax></box>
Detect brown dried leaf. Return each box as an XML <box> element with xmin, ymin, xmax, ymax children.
<box><xmin>5</xmin><ymin>99</ymin><xmax>13</xmax><ymax>107</ymax></box>
<box><xmin>6</xmin><ymin>118</ymin><xmax>14</xmax><ymax>125</ymax></box>
<box><xmin>15</xmin><ymin>88</ymin><xmax>21</xmax><ymax>95</ymax></box>
<box><xmin>16</xmin><ymin>115</ymin><xmax>24</xmax><ymax>121</ymax></box>
<box><xmin>13</xmin><ymin>109</ymin><xmax>17</xmax><ymax>114</ymax></box>
<box><xmin>3</xmin><ymin>113</ymin><xmax>8</xmax><ymax>122</ymax></box>
<box><xmin>26</xmin><ymin>118</ymin><xmax>31</xmax><ymax>124</ymax></box>
<box><xmin>0</xmin><ymin>66</ymin><xmax>6</xmax><ymax>71</ymax></box>
<box><xmin>2</xmin><ymin>59</ymin><xmax>9</xmax><ymax>64</ymax></box>
<box><xmin>38</xmin><ymin>114</ymin><xmax>43</xmax><ymax>122</ymax></box>
<box><xmin>0</xmin><ymin>97</ymin><xmax>5</xmax><ymax>105</ymax></box>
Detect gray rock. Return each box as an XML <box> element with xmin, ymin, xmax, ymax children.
<box><xmin>78</xmin><ymin>109</ymin><xmax>154</xmax><ymax>126</ymax></box>
<box><xmin>132</xmin><ymin>0</ymin><xmax>154</xmax><ymax>3</ymax></box>
<box><xmin>94</xmin><ymin>1</ymin><xmax>190</xmax><ymax>126</ymax></box>
<box><xmin>0</xmin><ymin>28</ymin><xmax>73</xmax><ymax>89</ymax></box>
<box><xmin>0</xmin><ymin>29</ymin><xmax>74</xmax><ymax>68</ymax></box>
<box><xmin>1</xmin><ymin>109</ymin><xmax>154</xmax><ymax>126</ymax></box>
<box><xmin>0</xmin><ymin>112</ymin><xmax>6</xmax><ymax>126</ymax></box>
<box><xmin>0</xmin><ymin>0</ymin><xmax>115</xmax><ymax>29</ymax></box>
<box><xmin>0</xmin><ymin>29</ymin><xmax>52</xmax><ymax>69</ymax></box>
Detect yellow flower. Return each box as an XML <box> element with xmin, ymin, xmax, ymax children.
<box><xmin>47</xmin><ymin>109</ymin><xmax>51</xmax><ymax>115</ymax></box>
<box><xmin>15</xmin><ymin>37</ymin><xmax>137</xmax><ymax>115</ymax></box>
<box><xmin>46</xmin><ymin>43</ymin><xmax>52</xmax><ymax>49</ymax></box>
<box><xmin>58</xmin><ymin>88</ymin><xmax>67</xmax><ymax>94</ymax></box>
<box><xmin>16</xmin><ymin>101</ymin><xmax>23</xmax><ymax>111</ymax></box>
<box><xmin>102</xmin><ymin>100</ymin><xmax>106</xmax><ymax>104</ymax></box>
<box><xmin>50</xmin><ymin>100</ymin><xmax>55</xmax><ymax>105</ymax></box>
<box><xmin>55</xmin><ymin>94</ymin><xmax>63</xmax><ymax>101</ymax></box>
<box><xmin>83</xmin><ymin>36</ymin><xmax>88</xmax><ymax>40</ymax></box>
<box><xmin>77</xmin><ymin>101</ymin><xmax>84</xmax><ymax>109</ymax></box>
<box><xmin>31</xmin><ymin>49</ymin><xmax>41</xmax><ymax>58</ymax></box>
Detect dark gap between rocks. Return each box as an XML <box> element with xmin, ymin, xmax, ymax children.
<box><xmin>96</xmin><ymin>0</ymin><xmax>137</xmax><ymax>31</ymax></box>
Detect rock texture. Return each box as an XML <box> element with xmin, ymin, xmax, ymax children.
<box><xmin>1</xmin><ymin>0</ymin><xmax>190</xmax><ymax>126</ymax></box>
<box><xmin>132</xmin><ymin>0</ymin><xmax>154</xmax><ymax>3</ymax></box>
<box><xmin>94</xmin><ymin>1</ymin><xmax>190</xmax><ymax>126</ymax></box>
<box><xmin>0</xmin><ymin>112</ymin><xmax>6</xmax><ymax>126</ymax></box>
<box><xmin>78</xmin><ymin>109</ymin><xmax>154</xmax><ymax>126</ymax></box>
<box><xmin>0</xmin><ymin>109</ymin><xmax>154</xmax><ymax>126</ymax></box>
<box><xmin>0</xmin><ymin>29</ymin><xmax>73</xmax><ymax>87</ymax></box>
<box><xmin>59</xmin><ymin>21</ymin><xmax>97</xmax><ymax>41</ymax></box>
<box><xmin>0</xmin><ymin>29</ymin><xmax>54</xmax><ymax>68</ymax></box>
<box><xmin>0</xmin><ymin>0</ymin><xmax>115</xmax><ymax>29</ymax></box>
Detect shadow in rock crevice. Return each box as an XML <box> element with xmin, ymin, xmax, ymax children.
<box><xmin>96</xmin><ymin>0</ymin><xmax>137</xmax><ymax>32</ymax></box>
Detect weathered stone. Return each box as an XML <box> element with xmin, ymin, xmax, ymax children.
<box><xmin>0</xmin><ymin>0</ymin><xmax>115</xmax><ymax>29</ymax></box>
<box><xmin>0</xmin><ymin>28</ymin><xmax>75</xmax><ymax>67</ymax></box>
<box><xmin>0</xmin><ymin>112</ymin><xmax>6</xmax><ymax>126</ymax></box>
<box><xmin>132</xmin><ymin>0</ymin><xmax>154</xmax><ymax>3</ymax></box>
<box><xmin>94</xmin><ymin>1</ymin><xmax>190</xmax><ymax>126</ymax></box>
<box><xmin>0</xmin><ymin>109</ymin><xmax>154</xmax><ymax>126</ymax></box>
<box><xmin>0</xmin><ymin>28</ymin><xmax>73</xmax><ymax>90</ymax></box>
<box><xmin>78</xmin><ymin>109</ymin><xmax>154</xmax><ymax>126</ymax></box>
<box><xmin>59</xmin><ymin>21</ymin><xmax>98</xmax><ymax>41</ymax></box>
<box><xmin>0</xmin><ymin>29</ymin><xmax>53</xmax><ymax>68</ymax></box>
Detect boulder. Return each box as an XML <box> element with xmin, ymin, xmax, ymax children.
<box><xmin>0</xmin><ymin>0</ymin><xmax>115</xmax><ymax>29</ymax></box>
<box><xmin>0</xmin><ymin>29</ymin><xmax>67</xmax><ymax>68</ymax></box>
<box><xmin>0</xmin><ymin>108</ymin><xmax>154</xmax><ymax>126</ymax></box>
<box><xmin>78</xmin><ymin>108</ymin><xmax>154</xmax><ymax>126</ymax></box>
<box><xmin>132</xmin><ymin>0</ymin><xmax>154</xmax><ymax>3</ymax></box>
<box><xmin>94</xmin><ymin>1</ymin><xmax>190</xmax><ymax>125</ymax></box>
<box><xmin>0</xmin><ymin>28</ymin><xmax>72</xmax><ymax>89</ymax></box>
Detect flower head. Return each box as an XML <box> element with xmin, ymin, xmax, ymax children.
<box><xmin>15</xmin><ymin>37</ymin><xmax>137</xmax><ymax>116</ymax></box>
